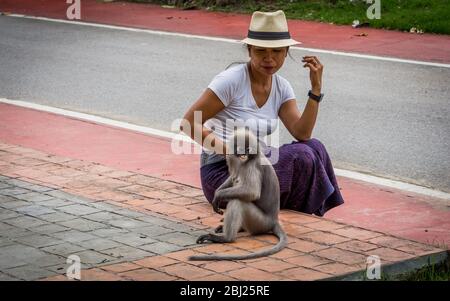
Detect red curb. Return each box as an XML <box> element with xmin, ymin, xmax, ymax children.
<box><xmin>0</xmin><ymin>103</ymin><xmax>200</xmax><ymax>187</ymax></box>
<box><xmin>0</xmin><ymin>103</ymin><xmax>449</xmax><ymax>247</ymax></box>
<box><xmin>1</xmin><ymin>0</ymin><xmax>450</xmax><ymax>63</ymax></box>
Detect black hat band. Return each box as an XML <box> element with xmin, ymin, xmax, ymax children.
<box><xmin>247</xmin><ymin>30</ymin><xmax>291</xmax><ymax>40</ymax></box>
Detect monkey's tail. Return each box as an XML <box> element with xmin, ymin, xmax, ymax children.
<box><xmin>188</xmin><ymin>223</ymin><xmax>287</xmax><ymax>261</ymax></box>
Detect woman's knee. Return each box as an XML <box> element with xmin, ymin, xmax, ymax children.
<box><xmin>288</xmin><ymin>141</ymin><xmax>315</xmax><ymax>158</ymax></box>
<box><xmin>304</xmin><ymin>137</ymin><xmax>323</xmax><ymax>147</ymax></box>
<box><xmin>300</xmin><ymin>138</ymin><xmax>327</xmax><ymax>154</ymax></box>
<box><xmin>282</xmin><ymin>142</ymin><xmax>316</xmax><ymax>169</ymax></box>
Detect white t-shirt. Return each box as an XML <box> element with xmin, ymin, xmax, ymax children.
<box><xmin>201</xmin><ymin>63</ymin><xmax>296</xmax><ymax>166</ymax></box>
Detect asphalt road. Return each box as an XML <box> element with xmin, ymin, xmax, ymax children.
<box><xmin>0</xmin><ymin>16</ymin><xmax>449</xmax><ymax>192</ymax></box>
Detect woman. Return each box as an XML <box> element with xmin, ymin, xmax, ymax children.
<box><xmin>181</xmin><ymin>10</ymin><xmax>344</xmax><ymax>216</ymax></box>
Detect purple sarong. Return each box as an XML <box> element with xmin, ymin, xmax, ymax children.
<box><xmin>200</xmin><ymin>138</ymin><xmax>344</xmax><ymax>216</ymax></box>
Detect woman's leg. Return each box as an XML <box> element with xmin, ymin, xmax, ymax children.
<box><xmin>200</xmin><ymin>160</ymin><xmax>229</xmax><ymax>204</ymax></box>
<box><xmin>200</xmin><ymin>138</ymin><xmax>344</xmax><ymax>215</ymax></box>
<box><xmin>273</xmin><ymin>138</ymin><xmax>344</xmax><ymax>216</ymax></box>
<box><xmin>297</xmin><ymin>138</ymin><xmax>344</xmax><ymax>214</ymax></box>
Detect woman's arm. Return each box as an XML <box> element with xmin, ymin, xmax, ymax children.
<box><xmin>279</xmin><ymin>98</ymin><xmax>319</xmax><ymax>141</ymax></box>
<box><xmin>180</xmin><ymin>88</ymin><xmax>228</xmax><ymax>154</ymax></box>
<box><xmin>279</xmin><ymin>55</ymin><xmax>323</xmax><ymax>141</ymax></box>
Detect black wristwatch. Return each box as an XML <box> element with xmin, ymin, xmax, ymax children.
<box><xmin>308</xmin><ymin>90</ymin><xmax>324</xmax><ymax>103</ymax></box>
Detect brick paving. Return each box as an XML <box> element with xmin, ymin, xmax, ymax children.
<box><xmin>0</xmin><ymin>142</ymin><xmax>446</xmax><ymax>281</ymax></box>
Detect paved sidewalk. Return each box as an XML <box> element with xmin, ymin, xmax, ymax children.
<box><xmin>0</xmin><ymin>0</ymin><xmax>449</xmax><ymax>281</ymax></box>
<box><xmin>1</xmin><ymin>102</ymin><xmax>449</xmax><ymax>247</ymax></box>
<box><xmin>0</xmin><ymin>142</ymin><xmax>446</xmax><ymax>281</ymax></box>
<box><xmin>0</xmin><ymin>0</ymin><xmax>449</xmax><ymax>63</ymax></box>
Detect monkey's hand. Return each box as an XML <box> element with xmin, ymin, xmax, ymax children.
<box><xmin>212</xmin><ymin>197</ymin><xmax>223</xmax><ymax>215</ymax></box>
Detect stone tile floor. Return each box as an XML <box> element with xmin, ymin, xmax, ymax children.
<box><xmin>0</xmin><ymin>142</ymin><xmax>446</xmax><ymax>281</ymax></box>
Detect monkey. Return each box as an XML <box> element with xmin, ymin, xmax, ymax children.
<box><xmin>189</xmin><ymin>127</ymin><xmax>287</xmax><ymax>261</ymax></box>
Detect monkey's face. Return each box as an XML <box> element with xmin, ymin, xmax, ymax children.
<box><xmin>233</xmin><ymin>142</ymin><xmax>258</xmax><ymax>163</ymax></box>
<box><xmin>230</xmin><ymin>128</ymin><xmax>260</xmax><ymax>163</ymax></box>
<box><xmin>234</xmin><ymin>146</ymin><xmax>252</xmax><ymax>162</ymax></box>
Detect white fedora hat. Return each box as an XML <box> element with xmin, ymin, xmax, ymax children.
<box><xmin>241</xmin><ymin>10</ymin><xmax>301</xmax><ymax>48</ymax></box>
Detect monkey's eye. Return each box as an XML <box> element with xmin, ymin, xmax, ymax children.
<box><xmin>247</xmin><ymin>147</ymin><xmax>256</xmax><ymax>154</ymax></box>
<box><xmin>236</xmin><ymin>146</ymin><xmax>245</xmax><ymax>154</ymax></box>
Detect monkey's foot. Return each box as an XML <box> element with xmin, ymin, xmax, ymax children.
<box><xmin>214</xmin><ymin>225</ymin><xmax>223</xmax><ymax>233</ymax></box>
<box><xmin>196</xmin><ymin>234</ymin><xmax>230</xmax><ymax>244</ymax></box>
<box><xmin>196</xmin><ymin>234</ymin><xmax>214</xmax><ymax>244</ymax></box>
<box><xmin>214</xmin><ymin>225</ymin><xmax>245</xmax><ymax>234</ymax></box>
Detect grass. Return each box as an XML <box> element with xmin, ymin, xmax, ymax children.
<box><xmin>361</xmin><ymin>257</ymin><xmax>450</xmax><ymax>281</ymax></box>
<box><xmin>354</xmin><ymin>262</ymin><xmax>450</xmax><ymax>281</ymax></box>
<box><xmin>399</xmin><ymin>261</ymin><xmax>450</xmax><ymax>281</ymax></box>
<box><xmin>395</xmin><ymin>243</ymin><xmax>450</xmax><ymax>281</ymax></box>
<box><xmin>125</xmin><ymin>0</ymin><xmax>450</xmax><ymax>35</ymax></box>
<box><xmin>345</xmin><ymin>244</ymin><xmax>449</xmax><ymax>281</ymax></box>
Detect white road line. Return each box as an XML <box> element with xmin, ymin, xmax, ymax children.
<box><xmin>4</xmin><ymin>13</ymin><xmax>450</xmax><ymax>69</ymax></box>
<box><xmin>1</xmin><ymin>97</ymin><xmax>449</xmax><ymax>201</ymax></box>
<box><xmin>0</xmin><ymin>97</ymin><xmax>192</xmax><ymax>143</ymax></box>
<box><xmin>333</xmin><ymin>169</ymin><xmax>450</xmax><ymax>201</ymax></box>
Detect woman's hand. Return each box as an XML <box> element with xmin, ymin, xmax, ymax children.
<box><xmin>302</xmin><ymin>56</ymin><xmax>323</xmax><ymax>95</ymax></box>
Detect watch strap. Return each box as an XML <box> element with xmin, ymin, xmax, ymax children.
<box><xmin>308</xmin><ymin>90</ymin><xmax>324</xmax><ymax>102</ymax></box>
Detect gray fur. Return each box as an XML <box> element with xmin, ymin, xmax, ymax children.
<box><xmin>189</xmin><ymin>128</ymin><xmax>287</xmax><ymax>261</ymax></box>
